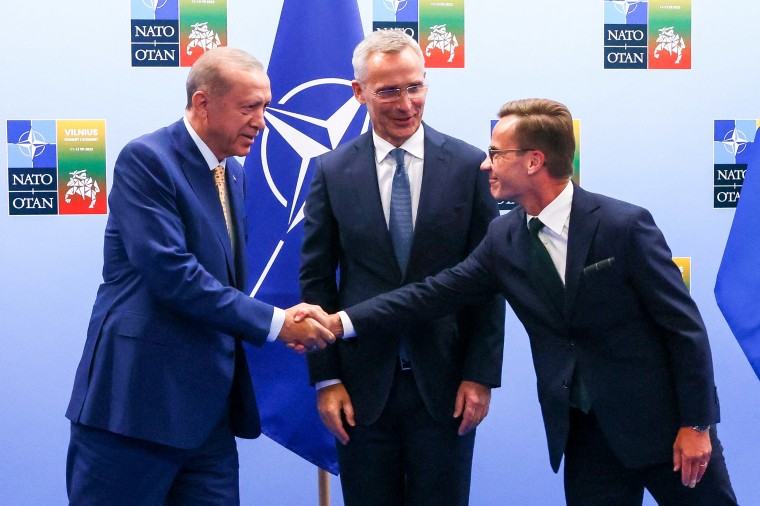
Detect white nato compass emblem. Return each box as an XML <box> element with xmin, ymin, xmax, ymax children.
<box><xmin>722</xmin><ymin>129</ymin><xmax>749</xmax><ymax>157</ymax></box>
<box><xmin>249</xmin><ymin>78</ymin><xmax>369</xmax><ymax>295</ymax></box>
<box><xmin>611</xmin><ymin>0</ymin><xmax>643</xmax><ymax>15</ymax></box>
<box><xmin>17</xmin><ymin>129</ymin><xmax>49</xmax><ymax>159</ymax></box>
<box><xmin>383</xmin><ymin>0</ymin><xmax>409</xmax><ymax>14</ymax></box>
<box><xmin>141</xmin><ymin>0</ymin><xmax>168</xmax><ymax>11</ymax></box>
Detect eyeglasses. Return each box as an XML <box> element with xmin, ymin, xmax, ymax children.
<box><xmin>487</xmin><ymin>148</ymin><xmax>534</xmax><ymax>162</ymax></box>
<box><xmin>371</xmin><ymin>83</ymin><xmax>429</xmax><ymax>103</ymax></box>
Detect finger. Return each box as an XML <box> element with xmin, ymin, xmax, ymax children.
<box><xmin>307</xmin><ymin>319</ymin><xmax>336</xmax><ymax>344</ymax></box>
<box><xmin>318</xmin><ymin>405</ymin><xmax>348</xmax><ymax>445</ymax></box>
<box><xmin>289</xmin><ymin>344</ymin><xmax>307</xmax><ymax>354</ymax></box>
<box><xmin>682</xmin><ymin>459</ymin><xmax>699</xmax><ymax>488</ymax></box>
<box><xmin>453</xmin><ymin>391</ymin><xmax>465</xmax><ymax>419</ymax></box>
<box><xmin>343</xmin><ymin>399</ymin><xmax>356</xmax><ymax>428</ymax></box>
<box><xmin>672</xmin><ymin>448</ymin><xmax>681</xmax><ymax>472</ymax></box>
<box><xmin>696</xmin><ymin>461</ymin><xmax>708</xmax><ymax>483</ymax></box>
<box><xmin>330</xmin><ymin>414</ymin><xmax>350</xmax><ymax>445</ymax></box>
<box><xmin>458</xmin><ymin>405</ymin><xmax>479</xmax><ymax>436</ymax></box>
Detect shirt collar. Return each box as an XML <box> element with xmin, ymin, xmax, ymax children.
<box><xmin>528</xmin><ymin>180</ymin><xmax>573</xmax><ymax>234</ymax></box>
<box><xmin>373</xmin><ymin>124</ymin><xmax>425</xmax><ymax>164</ymax></box>
<box><xmin>183</xmin><ymin>115</ymin><xmax>225</xmax><ymax>171</ymax></box>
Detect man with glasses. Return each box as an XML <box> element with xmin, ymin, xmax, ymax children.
<box><xmin>314</xmin><ymin>98</ymin><xmax>737</xmax><ymax>505</ymax></box>
<box><xmin>299</xmin><ymin>30</ymin><xmax>504</xmax><ymax>505</ymax></box>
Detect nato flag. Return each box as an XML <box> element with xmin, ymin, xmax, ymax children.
<box><xmin>243</xmin><ymin>0</ymin><xmax>367</xmax><ymax>474</ymax></box>
<box><xmin>715</xmin><ymin>128</ymin><xmax>760</xmax><ymax>382</ymax></box>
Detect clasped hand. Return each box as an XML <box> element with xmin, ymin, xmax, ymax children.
<box><xmin>278</xmin><ymin>303</ymin><xmax>337</xmax><ymax>354</ymax></box>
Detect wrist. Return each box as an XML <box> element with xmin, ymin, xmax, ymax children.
<box><xmin>690</xmin><ymin>424</ymin><xmax>711</xmax><ymax>434</ymax></box>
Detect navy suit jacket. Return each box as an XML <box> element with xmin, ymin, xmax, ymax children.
<box><xmin>300</xmin><ymin>124</ymin><xmax>505</xmax><ymax>425</ymax></box>
<box><xmin>347</xmin><ymin>184</ymin><xmax>720</xmax><ymax>470</ymax></box>
<box><xmin>66</xmin><ymin>119</ymin><xmax>274</xmax><ymax>449</ymax></box>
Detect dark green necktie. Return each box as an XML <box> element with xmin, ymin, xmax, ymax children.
<box><xmin>528</xmin><ymin>218</ymin><xmax>564</xmax><ymax>312</ymax></box>
<box><xmin>528</xmin><ymin>218</ymin><xmax>591</xmax><ymax>412</ymax></box>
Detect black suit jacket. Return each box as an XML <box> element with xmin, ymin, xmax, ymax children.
<box><xmin>66</xmin><ymin>119</ymin><xmax>273</xmax><ymax>449</ymax></box>
<box><xmin>346</xmin><ymin>184</ymin><xmax>720</xmax><ymax>470</ymax></box>
<box><xmin>300</xmin><ymin>124</ymin><xmax>505</xmax><ymax>425</ymax></box>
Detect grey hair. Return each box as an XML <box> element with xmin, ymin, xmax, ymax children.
<box><xmin>186</xmin><ymin>47</ymin><xmax>264</xmax><ymax>109</ymax></box>
<box><xmin>352</xmin><ymin>30</ymin><xmax>424</xmax><ymax>83</ymax></box>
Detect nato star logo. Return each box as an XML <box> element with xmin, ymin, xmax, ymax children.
<box><xmin>247</xmin><ymin>78</ymin><xmax>368</xmax><ymax>295</ymax></box>
<box><xmin>142</xmin><ymin>0</ymin><xmax>168</xmax><ymax>11</ymax></box>
<box><xmin>16</xmin><ymin>129</ymin><xmax>49</xmax><ymax>159</ymax></box>
<box><xmin>383</xmin><ymin>0</ymin><xmax>410</xmax><ymax>14</ymax></box>
<box><xmin>611</xmin><ymin>0</ymin><xmax>643</xmax><ymax>15</ymax></box>
<box><xmin>722</xmin><ymin>128</ymin><xmax>749</xmax><ymax>156</ymax></box>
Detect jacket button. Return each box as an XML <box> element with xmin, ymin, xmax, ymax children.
<box><xmin>562</xmin><ymin>380</ymin><xmax>569</xmax><ymax>389</ymax></box>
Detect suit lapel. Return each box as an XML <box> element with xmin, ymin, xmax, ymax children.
<box><xmin>168</xmin><ymin>120</ymin><xmax>236</xmax><ymax>281</ymax></box>
<box><xmin>410</xmin><ymin>125</ymin><xmax>452</xmax><ymax>271</ymax></box>
<box><xmin>227</xmin><ymin>159</ymin><xmax>247</xmax><ymax>289</ymax></box>
<box><xmin>348</xmin><ymin>133</ymin><xmax>404</xmax><ymax>277</ymax></box>
<box><xmin>565</xmin><ymin>185</ymin><xmax>601</xmax><ymax>314</ymax></box>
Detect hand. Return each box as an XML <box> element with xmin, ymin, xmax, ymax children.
<box><xmin>317</xmin><ymin>383</ymin><xmax>355</xmax><ymax>445</ymax></box>
<box><xmin>453</xmin><ymin>381</ymin><xmax>491</xmax><ymax>435</ymax></box>
<box><xmin>673</xmin><ymin>427</ymin><xmax>712</xmax><ymax>488</ymax></box>
<box><xmin>278</xmin><ymin>303</ymin><xmax>335</xmax><ymax>353</ymax></box>
<box><xmin>294</xmin><ymin>308</ymin><xmax>344</xmax><ymax>339</ymax></box>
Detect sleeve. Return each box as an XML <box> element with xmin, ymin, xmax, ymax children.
<box><xmin>299</xmin><ymin>158</ymin><xmax>343</xmax><ymax>383</ymax></box>
<box><xmin>109</xmin><ymin>140</ymin><xmax>274</xmax><ymax>345</ymax></box>
<box><xmin>345</xmin><ymin>221</ymin><xmax>502</xmax><ymax>340</ymax></box>
<box><xmin>625</xmin><ymin>207</ymin><xmax>719</xmax><ymax>425</ymax></box>
<box><xmin>458</xmin><ymin>157</ymin><xmax>506</xmax><ymax>388</ymax></box>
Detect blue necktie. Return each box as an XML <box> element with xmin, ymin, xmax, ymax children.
<box><xmin>389</xmin><ymin>148</ymin><xmax>413</xmax><ymax>275</ymax></box>
<box><xmin>389</xmin><ymin>148</ymin><xmax>413</xmax><ymax>370</ymax></box>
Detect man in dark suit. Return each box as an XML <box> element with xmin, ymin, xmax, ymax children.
<box><xmin>299</xmin><ymin>31</ymin><xmax>504</xmax><ymax>506</ymax></box>
<box><xmin>65</xmin><ymin>47</ymin><xmax>334</xmax><ymax>505</ymax></box>
<box><xmin>314</xmin><ymin>99</ymin><xmax>737</xmax><ymax>504</ymax></box>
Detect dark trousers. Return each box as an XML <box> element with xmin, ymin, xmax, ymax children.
<box><xmin>67</xmin><ymin>414</ymin><xmax>239</xmax><ymax>506</ymax></box>
<box><xmin>564</xmin><ymin>409</ymin><xmax>737</xmax><ymax>506</ymax></box>
<box><xmin>337</xmin><ymin>368</ymin><xmax>476</xmax><ymax>506</ymax></box>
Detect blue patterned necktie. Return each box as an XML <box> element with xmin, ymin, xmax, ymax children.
<box><xmin>389</xmin><ymin>148</ymin><xmax>413</xmax><ymax>275</ymax></box>
<box><xmin>389</xmin><ymin>148</ymin><xmax>414</xmax><ymax>370</ymax></box>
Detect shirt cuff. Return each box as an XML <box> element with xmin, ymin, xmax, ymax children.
<box><xmin>338</xmin><ymin>311</ymin><xmax>356</xmax><ymax>339</ymax></box>
<box><xmin>316</xmin><ymin>379</ymin><xmax>342</xmax><ymax>390</ymax></box>
<box><xmin>267</xmin><ymin>307</ymin><xmax>286</xmax><ymax>342</ymax></box>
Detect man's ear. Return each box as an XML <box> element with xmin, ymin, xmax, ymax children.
<box><xmin>527</xmin><ymin>149</ymin><xmax>546</xmax><ymax>175</ymax></box>
<box><xmin>191</xmin><ymin>90</ymin><xmax>210</xmax><ymax>117</ymax></box>
<box><xmin>352</xmin><ymin>81</ymin><xmax>366</xmax><ymax>104</ymax></box>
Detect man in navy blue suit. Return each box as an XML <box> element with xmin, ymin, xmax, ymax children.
<box><xmin>299</xmin><ymin>31</ymin><xmax>504</xmax><ymax>506</ymax></box>
<box><xmin>306</xmin><ymin>98</ymin><xmax>737</xmax><ymax>505</ymax></box>
<box><xmin>65</xmin><ymin>47</ymin><xmax>334</xmax><ymax>505</ymax></box>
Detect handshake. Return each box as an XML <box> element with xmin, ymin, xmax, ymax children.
<box><xmin>277</xmin><ymin>303</ymin><xmax>345</xmax><ymax>354</ymax></box>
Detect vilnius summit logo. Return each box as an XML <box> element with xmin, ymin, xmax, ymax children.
<box><xmin>603</xmin><ymin>0</ymin><xmax>691</xmax><ymax>70</ymax></box>
<box><xmin>6</xmin><ymin>120</ymin><xmax>107</xmax><ymax>216</ymax></box>
<box><xmin>131</xmin><ymin>0</ymin><xmax>227</xmax><ymax>67</ymax></box>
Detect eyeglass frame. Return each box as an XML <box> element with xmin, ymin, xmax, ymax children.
<box><xmin>487</xmin><ymin>147</ymin><xmax>535</xmax><ymax>162</ymax></box>
<box><xmin>370</xmin><ymin>83</ymin><xmax>429</xmax><ymax>103</ymax></box>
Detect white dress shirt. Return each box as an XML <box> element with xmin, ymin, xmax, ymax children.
<box><xmin>527</xmin><ymin>181</ymin><xmax>573</xmax><ymax>284</ymax></box>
